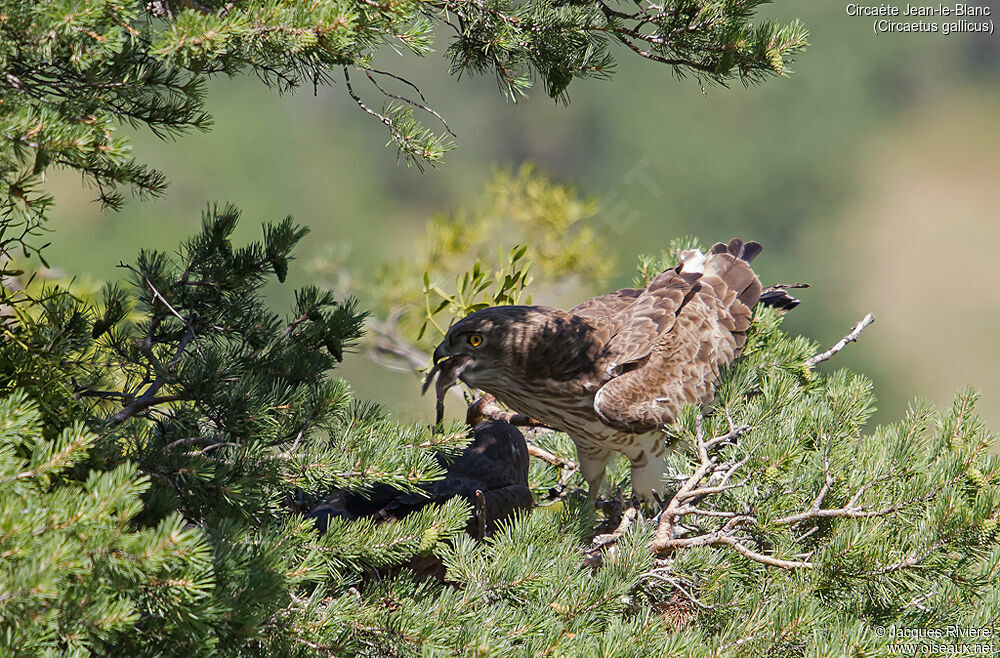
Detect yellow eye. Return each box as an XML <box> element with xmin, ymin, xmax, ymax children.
<box><xmin>468</xmin><ymin>334</ymin><xmax>483</xmax><ymax>347</ymax></box>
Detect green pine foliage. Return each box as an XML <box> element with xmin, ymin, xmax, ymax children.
<box><xmin>0</xmin><ymin>389</ymin><xmax>215</xmax><ymax>657</ymax></box>
<box><xmin>0</xmin><ymin>206</ymin><xmax>474</xmax><ymax>654</ymax></box>
<box><xmin>1</xmin><ymin>200</ymin><xmax>998</xmax><ymax>653</ymax></box>
<box><xmin>639</xmin><ymin>309</ymin><xmax>1000</xmax><ymax>655</ymax></box>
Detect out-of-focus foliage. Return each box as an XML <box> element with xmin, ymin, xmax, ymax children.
<box><xmin>412</xmin><ymin>166</ymin><xmax>614</xmax><ymax>347</ymax></box>
<box><xmin>312</xmin><ymin>166</ymin><xmax>614</xmax><ymax>357</ymax></box>
<box><xmin>418</xmin><ymin>243</ymin><xmax>534</xmax><ymax>342</ymax></box>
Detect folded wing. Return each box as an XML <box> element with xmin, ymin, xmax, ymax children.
<box><xmin>592</xmin><ymin>239</ymin><xmax>763</xmax><ymax>432</ymax></box>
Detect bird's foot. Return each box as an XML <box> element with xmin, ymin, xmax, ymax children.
<box><xmin>631</xmin><ymin>491</ymin><xmax>665</xmax><ymax>518</ymax></box>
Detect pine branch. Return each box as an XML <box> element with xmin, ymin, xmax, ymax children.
<box><xmin>363</xmin><ymin>69</ymin><xmax>456</xmax><ymax>139</ymax></box>
<box><xmin>859</xmin><ymin>538</ymin><xmax>950</xmax><ymax>576</ymax></box>
<box><xmin>125</xmin><ymin>262</ymin><xmax>206</xmax><ymax>359</ymax></box>
<box><xmin>106</xmin><ymin>329</ymin><xmax>193</xmax><ymax>425</ymax></box>
<box><xmin>643</xmin><ymin>416</ymin><xmax>815</xmax><ymax>570</ymax></box>
<box><xmin>774</xmin><ymin>480</ymin><xmax>937</xmax><ymax>526</ymax></box>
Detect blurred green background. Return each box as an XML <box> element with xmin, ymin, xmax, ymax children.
<box><xmin>43</xmin><ymin>4</ymin><xmax>1000</xmax><ymax>431</ymax></box>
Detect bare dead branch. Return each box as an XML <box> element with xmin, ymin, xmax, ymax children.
<box><xmin>775</xmin><ymin>475</ymin><xmax>937</xmax><ymax>527</ymax></box>
<box><xmin>675</xmin><ymin>483</ymin><xmax>744</xmax><ymax>500</ymax></box>
<box><xmin>521</xmin><ymin>440</ymin><xmax>573</xmax><ymax>470</ymax></box>
<box><xmin>108</xmin><ymin>394</ymin><xmax>183</xmax><ymax>424</ymax></box>
<box><xmin>805</xmin><ymin>313</ymin><xmax>875</xmax><ymax>367</ymax></box>
<box><xmin>364</xmin><ymin>315</ymin><xmax>470</xmax><ymax>413</ymax></box>
<box><xmin>593</xmin><ymin>505</ymin><xmax>639</xmax><ymax>549</ymax></box>
<box><xmin>716</xmin><ymin>535</ymin><xmax>814</xmax><ymax>570</ymax></box>
<box><xmin>765</xmin><ymin>283</ymin><xmax>811</xmax><ymax>290</ymax></box>
<box><xmin>343</xmin><ymin>67</ymin><xmax>410</xmax><ymax>150</ymax></box>
<box><xmin>163</xmin><ymin>436</ymin><xmax>214</xmax><ymax>452</ymax></box>
<box><xmin>652</xmin><ymin>416</ymin><xmax>750</xmax><ymax>552</ymax></box>
<box><xmin>195</xmin><ymin>441</ymin><xmax>238</xmax><ymax>456</ymax></box>
<box><xmin>654</xmin><ymin>518</ymin><xmax>813</xmax><ymax>570</ymax></box>
<box><xmin>644</xmin><ymin>417</ymin><xmax>811</xmax><ymax>569</ymax></box>
<box><xmin>669</xmin><ymin>506</ymin><xmax>740</xmax><ymax>518</ymax></box>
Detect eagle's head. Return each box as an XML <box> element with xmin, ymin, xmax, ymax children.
<box><xmin>423</xmin><ymin>305</ymin><xmax>600</xmax><ymax>403</ymax></box>
<box><xmin>425</xmin><ymin>306</ymin><xmax>538</xmax><ymax>392</ymax></box>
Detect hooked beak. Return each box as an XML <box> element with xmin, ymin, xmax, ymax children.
<box><xmin>422</xmin><ymin>342</ymin><xmax>455</xmax><ymax>396</ymax></box>
<box><xmin>422</xmin><ymin>344</ymin><xmax>472</xmax><ymax>425</ymax></box>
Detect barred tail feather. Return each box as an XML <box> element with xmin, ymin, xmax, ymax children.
<box><xmin>758</xmin><ymin>285</ymin><xmax>807</xmax><ymax>312</ymax></box>
<box><xmin>702</xmin><ymin>239</ymin><xmax>764</xmax><ymax>311</ymax></box>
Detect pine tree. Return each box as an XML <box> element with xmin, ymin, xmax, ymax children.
<box><xmin>1</xmin><ymin>205</ymin><xmax>476</xmax><ymax>654</ymax></box>
<box><xmin>3</xmin><ymin>199</ymin><xmax>997</xmax><ymax>656</ymax></box>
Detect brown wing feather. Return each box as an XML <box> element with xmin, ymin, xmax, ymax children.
<box><xmin>570</xmin><ymin>287</ymin><xmax>643</xmax><ymax>320</ymax></box>
<box><xmin>569</xmin><ymin>288</ymin><xmax>644</xmax><ymax>345</ymax></box>
<box><xmin>593</xmin><ymin>241</ymin><xmax>763</xmax><ymax>432</ymax></box>
<box><xmin>597</xmin><ymin>268</ymin><xmax>703</xmax><ymax>370</ymax></box>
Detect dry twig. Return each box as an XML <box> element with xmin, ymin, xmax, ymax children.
<box><xmin>805</xmin><ymin>313</ymin><xmax>875</xmax><ymax>367</ymax></box>
<box><xmin>651</xmin><ymin>417</ymin><xmax>751</xmax><ymax>548</ymax></box>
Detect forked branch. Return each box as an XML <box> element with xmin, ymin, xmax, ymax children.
<box><xmin>641</xmin><ymin>416</ymin><xmax>812</xmax><ymax>569</ymax></box>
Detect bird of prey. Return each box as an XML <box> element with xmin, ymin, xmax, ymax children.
<box><xmin>424</xmin><ymin>239</ymin><xmax>798</xmax><ymax>502</ymax></box>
